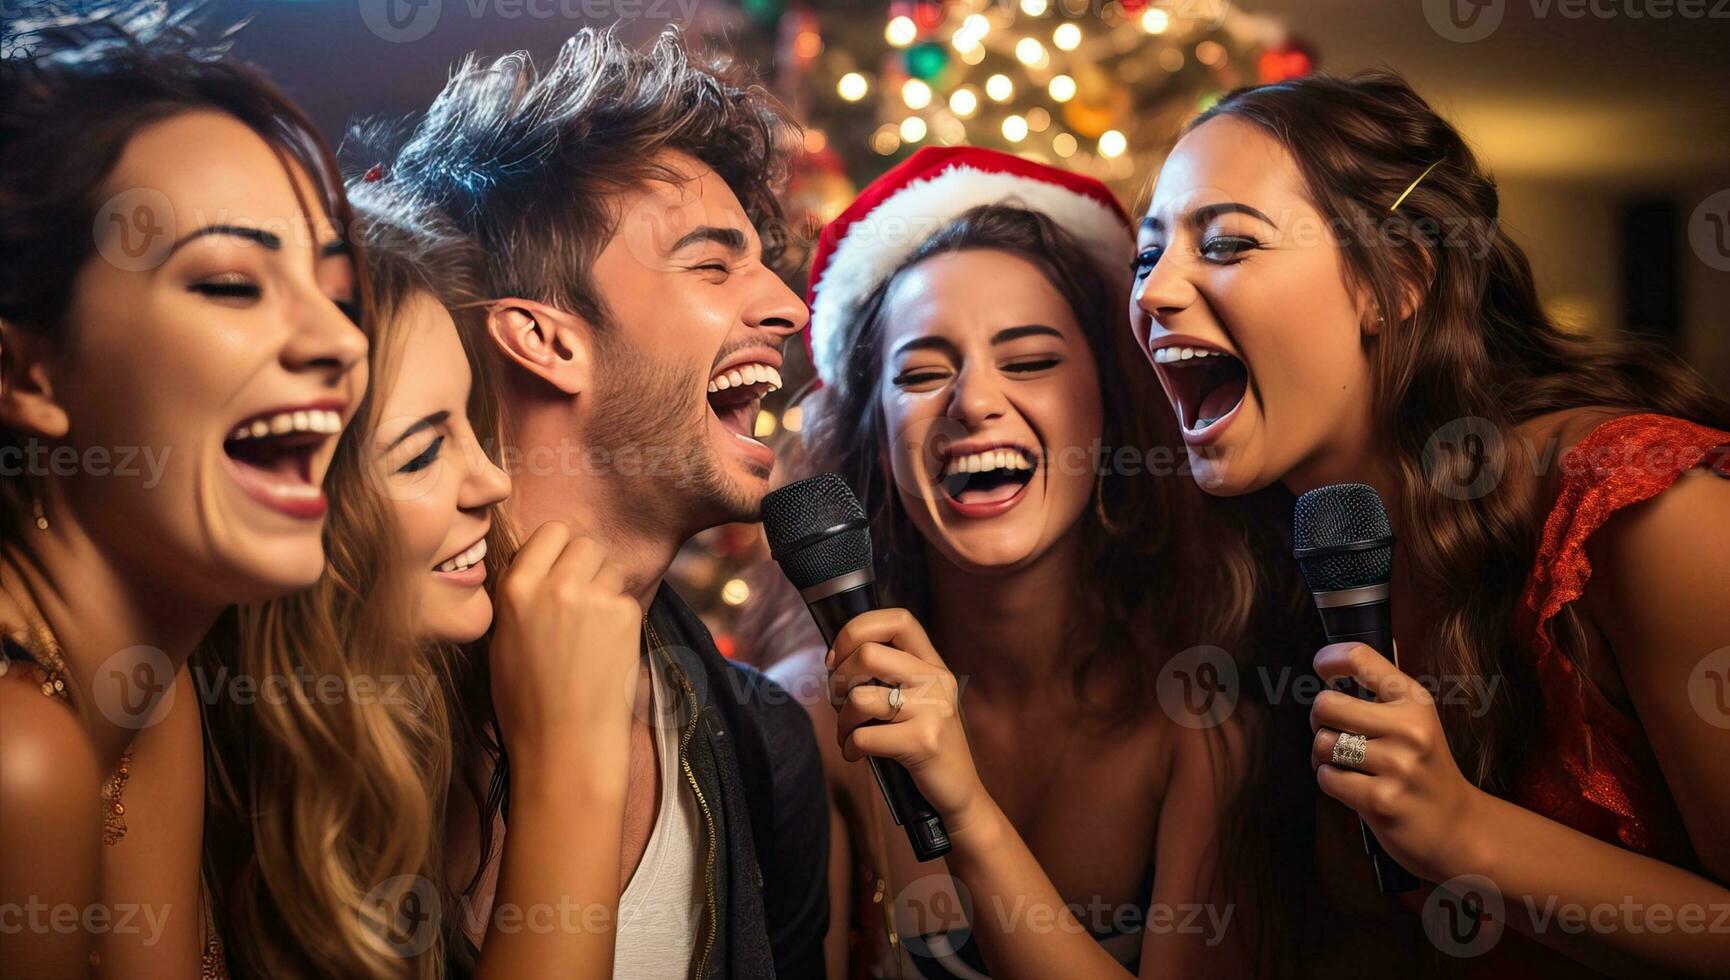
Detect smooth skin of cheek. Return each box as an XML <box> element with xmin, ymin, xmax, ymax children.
<box><xmin>51</xmin><ymin>110</ymin><xmax>366</xmax><ymax>602</ymax></box>
<box><xmin>1132</xmin><ymin>115</ymin><xmax>1378</xmax><ymax>497</ymax></box>
<box><xmin>373</xmin><ymin>293</ymin><xmax>510</xmax><ymax>645</ymax></box>
<box><xmin>877</xmin><ymin>249</ymin><xmax>1102</xmax><ymax>573</ymax></box>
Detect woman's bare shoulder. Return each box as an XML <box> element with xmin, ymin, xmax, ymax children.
<box><xmin>0</xmin><ymin>675</ymin><xmax>102</xmax><ymax>892</ymax></box>
<box><xmin>0</xmin><ymin>674</ymin><xmax>101</xmax><ymax>802</ymax></box>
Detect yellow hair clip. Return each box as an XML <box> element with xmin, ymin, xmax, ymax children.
<box><xmin>1388</xmin><ymin>159</ymin><xmax>1443</xmax><ymax>213</ymax></box>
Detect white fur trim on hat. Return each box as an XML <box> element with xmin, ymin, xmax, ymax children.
<box><xmin>808</xmin><ymin>163</ymin><xmax>1134</xmax><ymax>384</ymax></box>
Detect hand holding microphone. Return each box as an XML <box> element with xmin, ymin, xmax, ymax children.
<box><xmin>763</xmin><ymin>474</ymin><xmax>954</xmax><ymax>861</ymax></box>
<box><xmin>1308</xmin><ymin>639</ymin><xmax>1488</xmax><ymax>886</ymax></box>
<box><xmin>1293</xmin><ymin>484</ymin><xmax>1423</xmax><ymax>893</ymax></box>
<box><xmin>825</xmin><ymin>609</ymin><xmax>989</xmax><ymax>835</ymax></box>
<box><xmin>1294</xmin><ymin>484</ymin><xmax>1495</xmax><ymax>891</ymax></box>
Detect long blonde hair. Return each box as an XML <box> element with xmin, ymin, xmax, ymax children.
<box><xmin>199</xmin><ymin>189</ymin><xmax>502</xmax><ymax>979</ymax></box>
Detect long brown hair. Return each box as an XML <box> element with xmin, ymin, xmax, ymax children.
<box><xmin>808</xmin><ymin>202</ymin><xmax>1271</xmax><ymax>720</ymax></box>
<box><xmin>797</xmin><ymin>202</ymin><xmax>1310</xmax><ymax>972</ymax></box>
<box><xmin>200</xmin><ymin>186</ymin><xmax>510</xmax><ymax>979</ymax></box>
<box><xmin>1190</xmin><ymin>69</ymin><xmax>1729</xmax><ymax>789</ymax></box>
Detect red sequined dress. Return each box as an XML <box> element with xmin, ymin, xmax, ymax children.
<box><xmin>1512</xmin><ymin>413</ymin><xmax>1730</xmax><ymax>865</ymax></box>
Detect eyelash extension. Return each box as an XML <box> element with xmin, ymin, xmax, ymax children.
<box><xmin>1004</xmin><ymin>357</ymin><xmax>1061</xmax><ymax>373</ymax></box>
<box><xmin>1202</xmin><ymin>235</ymin><xmax>1260</xmax><ymax>260</ymax></box>
<box><xmin>189</xmin><ymin>279</ymin><xmax>261</xmax><ymax>300</ymax></box>
<box><xmin>893</xmin><ymin>370</ymin><xmax>948</xmax><ymax>387</ymax></box>
<box><xmin>398</xmin><ymin>435</ymin><xmax>445</xmax><ymax>474</ymax></box>
<box><xmin>1131</xmin><ymin>247</ymin><xmax>1162</xmax><ymax>278</ymax></box>
<box><xmin>1131</xmin><ymin>236</ymin><xmax>1258</xmax><ymax>279</ymax></box>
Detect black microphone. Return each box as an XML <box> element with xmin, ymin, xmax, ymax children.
<box><xmin>1292</xmin><ymin>483</ymin><xmax>1421</xmax><ymax>894</ymax></box>
<box><xmin>762</xmin><ymin>473</ymin><xmax>952</xmax><ymax>862</ymax></box>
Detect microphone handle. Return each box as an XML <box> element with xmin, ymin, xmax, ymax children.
<box><xmin>807</xmin><ymin>583</ymin><xmax>952</xmax><ymax>862</ymax></box>
<box><xmin>1315</xmin><ymin>598</ymin><xmax>1422</xmax><ymax>894</ymax></box>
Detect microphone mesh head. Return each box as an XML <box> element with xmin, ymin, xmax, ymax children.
<box><xmin>1291</xmin><ymin>483</ymin><xmax>1393</xmax><ymax>591</ymax></box>
<box><xmin>761</xmin><ymin>473</ymin><xmax>873</xmax><ymax>590</ymax></box>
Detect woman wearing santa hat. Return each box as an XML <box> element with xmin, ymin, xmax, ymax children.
<box><xmin>751</xmin><ymin>146</ymin><xmax>1308</xmax><ymax>979</ymax></box>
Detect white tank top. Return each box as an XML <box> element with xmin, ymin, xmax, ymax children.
<box><xmin>612</xmin><ymin>650</ymin><xmax>704</xmax><ymax>978</ymax></box>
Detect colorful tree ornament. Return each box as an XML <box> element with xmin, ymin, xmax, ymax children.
<box><xmin>1257</xmin><ymin>39</ymin><xmax>1316</xmax><ymax>83</ymax></box>
<box><xmin>904</xmin><ymin>40</ymin><xmax>948</xmax><ymax>82</ymax></box>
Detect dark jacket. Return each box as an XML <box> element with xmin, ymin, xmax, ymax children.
<box><xmin>450</xmin><ymin>585</ymin><xmax>829</xmax><ymax>980</ymax></box>
<box><xmin>645</xmin><ymin>583</ymin><xmax>830</xmax><ymax>980</ymax></box>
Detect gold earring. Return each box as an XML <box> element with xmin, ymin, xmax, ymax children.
<box><xmin>31</xmin><ymin>490</ymin><xmax>47</xmax><ymax>531</ymax></box>
<box><xmin>1093</xmin><ymin>469</ymin><xmax>1123</xmax><ymax>536</ymax></box>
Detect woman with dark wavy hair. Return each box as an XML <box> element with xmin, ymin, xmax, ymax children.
<box><xmin>749</xmin><ymin>146</ymin><xmax>1309</xmax><ymax>979</ymax></box>
<box><xmin>1132</xmin><ymin>69</ymin><xmax>1730</xmax><ymax>975</ymax></box>
<box><xmin>0</xmin><ymin>8</ymin><xmax>366</xmax><ymax>977</ymax></box>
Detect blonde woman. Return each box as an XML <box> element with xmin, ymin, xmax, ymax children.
<box><xmin>199</xmin><ymin>183</ymin><xmax>643</xmax><ymax>978</ymax></box>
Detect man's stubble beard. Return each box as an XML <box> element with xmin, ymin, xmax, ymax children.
<box><xmin>587</xmin><ymin>339</ymin><xmax>764</xmax><ymax>536</ymax></box>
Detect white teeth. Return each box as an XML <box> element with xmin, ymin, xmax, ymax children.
<box><xmin>1153</xmin><ymin>345</ymin><xmax>1228</xmax><ymax>364</ymax></box>
<box><xmin>943</xmin><ymin>448</ymin><xmax>1034</xmax><ymax>477</ymax></box>
<box><xmin>706</xmin><ymin>362</ymin><xmax>784</xmax><ymax>394</ymax></box>
<box><xmin>229</xmin><ymin>409</ymin><xmax>344</xmax><ymax>442</ymax></box>
<box><xmin>436</xmin><ymin>538</ymin><xmax>488</xmax><ymax>573</ymax></box>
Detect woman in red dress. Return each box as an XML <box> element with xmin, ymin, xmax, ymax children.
<box><xmin>1130</xmin><ymin>69</ymin><xmax>1730</xmax><ymax>975</ymax></box>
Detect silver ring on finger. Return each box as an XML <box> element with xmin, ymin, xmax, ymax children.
<box><xmin>887</xmin><ymin>684</ymin><xmax>904</xmax><ymax>719</ymax></box>
<box><xmin>1330</xmin><ymin>730</ymin><xmax>1368</xmax><ymax>770</ymax></box>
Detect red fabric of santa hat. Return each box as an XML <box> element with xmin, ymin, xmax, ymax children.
<box><xmin>804</xmin><ymin>145</ymin><xmax>1135</xmax><ymax>385</ymax></box>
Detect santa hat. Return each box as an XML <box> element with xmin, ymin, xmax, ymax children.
<box><xmin>804</xmin><ymin>145</ymin><xmax>1134</xmax><ymax>385</ymax></box>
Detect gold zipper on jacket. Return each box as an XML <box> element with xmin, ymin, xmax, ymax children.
<box><xmin>646</xmin><ymin>620</ymin><xmax>719</xmax><ymax>978</ymax></box>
